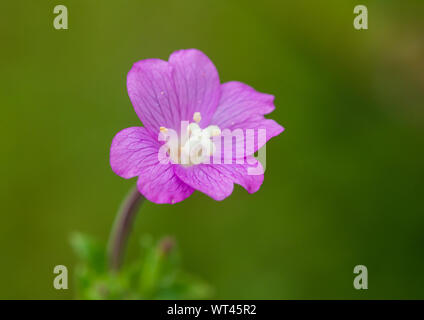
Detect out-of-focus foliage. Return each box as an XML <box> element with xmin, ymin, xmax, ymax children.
<box><xmin>71</xmin><ymin>234</ymin><xmax>211</xmax><ymax>300</ymax></box>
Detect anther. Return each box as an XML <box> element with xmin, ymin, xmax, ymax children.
<box><xmin>193</xmin><ymin>112</ymin><xmax>201</xmax><ymax>123</ymax></box>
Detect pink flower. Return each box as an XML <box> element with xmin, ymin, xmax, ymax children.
<box><xmin>110</xmin><ymin>49</ymin><xmax>284</xmax><ymax>204</ymax></box>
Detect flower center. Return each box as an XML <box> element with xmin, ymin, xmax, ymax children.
<box><xmin>161</xmin><ymin>112</ymin><xmax>221</xmax><ymax>166</ymax></box>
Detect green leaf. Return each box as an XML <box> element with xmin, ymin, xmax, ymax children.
<box><xmin>71</xmin><ymin>234</ymin><xmax>212</xmax><ymax>300</ymax></box>
<box><xmin>70</xmin><ymin>233</ymin><xmax>106</xmax><ymax>274</ymax></box>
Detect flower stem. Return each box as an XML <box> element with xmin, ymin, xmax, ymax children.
<box><xmin>107</xmin><ymin>184</ymin><xmax>145</xmax><ymax>272</ymax></box>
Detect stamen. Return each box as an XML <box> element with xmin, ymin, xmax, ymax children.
<box><xmin>193</xmin><ymin>112</ymin><xmax>201</xmax><ymax>123</ymax></box>
<box><xmin>204</xmin><ymin>125</ymin><xmax>221</xmax><ymax>137</ymax></box>
<box><xmin>210</xmin><ymin>127</ymin><xmax>221</xmax><ymax>137</ymax></box>
<box><xmin>188</xmin><ymin>123</ymin><xmax>201</xmax><ymax>135</ymax></box>
<box><xmin>163</xmin><ymin>116</ymin><xmax>221</xmax><ymax>166</ymax></box>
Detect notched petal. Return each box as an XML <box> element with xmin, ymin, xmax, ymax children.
<box><xmin>169</xmin><ymin>49</ymin><xmax>221</xmax><ymax>128</ymax></box>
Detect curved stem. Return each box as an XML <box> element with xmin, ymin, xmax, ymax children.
<box><xmin>107</xmin><ymin>184</ymin><xmax>144</xmax><ymax>271</ymax></box>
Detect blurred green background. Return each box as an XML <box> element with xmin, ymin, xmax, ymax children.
<box><xmin>1</xmin><ymin>0</ymin><xmax>424</xmax><ymax>299</ymax></box>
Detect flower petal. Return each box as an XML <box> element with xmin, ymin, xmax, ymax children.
<box><xmin>174</xmin><ymin>157</ymin><xmax>264</xmax><ymax>201</ymax></box>
<box><xmin>168</xmin><ymin>49</ymin><xmax>221</xmax><ymax>128</ymax></box>
<box><xmin>210</xmin><ymin>81</ymin><xmax>284</xmax><ymax>156</ymax></box>
<box><xmin>136</xmin><ymin>163</ymin><xmax>194</xmax><ymax>204</ymax></box>
<box><xmin>127</xmin><ymin>59</ymin><xmax>181</xmax><ymax>135</ymax></box>
<box><xmin>110</xmin><ymin>127</ymin><xmax>194</xmax><ymax>204</ymax></box>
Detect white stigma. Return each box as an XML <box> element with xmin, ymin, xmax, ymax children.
<box><xmin>160</xmin><ymin>112</ymin><xmax>221</xmax><ymax>166</ymax></box>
